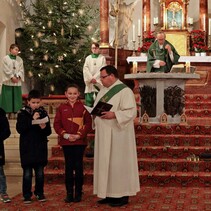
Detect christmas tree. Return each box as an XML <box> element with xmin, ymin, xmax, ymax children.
<box><xmin>17</xmin><ymin>0</ymin><xmax>99</xmax><ymax>95</ymax></box>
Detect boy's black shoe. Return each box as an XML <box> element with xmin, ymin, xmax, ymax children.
<box><xmin>23</xmin><ymin>197</ymin><xmax>32</xmax><ymax>204</ymax></box>
<box><xmin>35</xmin><ymin>194</ymin><xmax>47</xmax><ymax>202</ymax></box>
<box><xmin>74</xmin><ymin>197</ymin><xmax>81</xmax><ymax>203</ymax></box>
<box><xmin>109</xmin><ymin>196</ymin><xmax>129</xmax><ymax>207</ymax></box>
<box><xmin>64</xmin><ymin>194</ymin><xmax>74</xmax><ymax>203</ymax></box>
<box><xmin>74</xmin><ymin>194</ymin><xmax>82</xmax><ymax>203</ymax></box>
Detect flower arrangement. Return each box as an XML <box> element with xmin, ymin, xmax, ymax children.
<box><xmin>137</xmin><ymin>31</ymin><xmax>155</xmax><ymax>53</ymax></box>
<box><xmin>139</xmin><ymin>42</ymin><xmax>152</xmax><ymax>53</ymax></box>
<box><xmin>190</xmin><ymin>30</ymin><xmax>208</xmax><ymax>53</ymax></box>
<box><xmin>193</xmin><ymin>43</ymin><xmax>208</xmax><ymax>52</ymax></box>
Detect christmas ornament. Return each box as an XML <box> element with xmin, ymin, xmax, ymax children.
<box><xmin>58</xmin><ymin>55</ymin><xmax>64</xmax><ymax>61</ymax></box>
<box><xmin>48</xmin><ymin>20</ymin><xmax>52</xmax><ymax>28</ymax></box>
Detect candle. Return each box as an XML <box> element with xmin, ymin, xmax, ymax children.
<box><xmin>189</xmin><ymin>18</ymin><xmax>193</xmax><ymax>25</ymax></box>
<box><xmin>203</xmin><ymin>14</ymin><xmax>206</xmax><ymax>31</ymax></box>
<box><xmin>132</xmin><ymin>24</ymin><xmax>136</xmax><ymax>41</ymax></box>
<box><xmin>133</xmin><ymin>61</ymin><xmax>137</xmax><ymax>73</ymax></box>
<box><xmin>153</xmin><ymin>18</ymin><xmax>156</xmax><ymax>24</ymax></box>
<box><xmin>138</xmin><ymin>19</ymin><xmax>141</xmax><ymax>36</ymax></box>
<box><xmin>186</xmin><ymin>61</ymin><xmax>190</xmax><ymax>73</ymax></box>
<box><xmin>144</xmin><ymin>15</ymin><xmax>146</xmax><ymax>31</ymax></box>
<box><xmin>154</xmin><ymin>17</ymin><xmax>158</xmax><ymax>25</ymax></box>
<box><xmin>209</xmin><ymin>19</ymin><xmax>211</xmax><ymax>35</ymax></box>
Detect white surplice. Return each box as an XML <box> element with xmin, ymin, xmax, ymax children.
<box><xmin>83</xmin><ymin>54</ymin><xmax>106</xmax><ymax>93</ymax></box>
<box><xmin>93</xmin><ymin>80</ymin><xmax>140</xmax><ymax>198</ymax></box>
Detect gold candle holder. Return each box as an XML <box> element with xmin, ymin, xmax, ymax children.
<box><xmin>137</xmin><ymin>35</ymin><xmax>141</xmax><ymax>50</ymax></box>
<box><xmin>132</xmin><ymin>40</ymin><xmax>136</xmax><ymax>56</ymax></box>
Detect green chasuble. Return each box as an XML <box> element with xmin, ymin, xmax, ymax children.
<box><xmin>146</xmin><ymin>40</ymin><xmax>180</xmax><ymax>73</ymax></box>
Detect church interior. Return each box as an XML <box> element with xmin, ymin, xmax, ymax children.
<box><xmin>1</xmin><ymin>0</ymin><xmax>211</xmax><ymax>210</ymax></box>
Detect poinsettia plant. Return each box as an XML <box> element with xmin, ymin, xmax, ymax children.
<box><xmin>140</xmin><ymin>42</ymin><xmax>152</xmax><ymax>53</ymax></box>
<box><xmin>138</xmin><ymin>31</ymin><xmax>155</xmax><ymax>53</ymax></box>
<box><xmin>190</xmin><ymin>30</ymin><xmax>208</xmax><ymax>52</ymax></box>
<box><xmin>193</xmin><ymin>43</ymin><xmax>208</xmax><ymax>52</ymax></box>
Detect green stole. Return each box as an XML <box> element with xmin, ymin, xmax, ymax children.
<box><xmin>99</xmin><ymin>84</ymin><xmax>127</xmax><ymax>103</ymax></box>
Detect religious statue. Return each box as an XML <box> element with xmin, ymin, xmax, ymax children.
<box><xmin>110</xmin><ymin>0</ymin><xmax>140</xmax><ymax>49</ymax></box>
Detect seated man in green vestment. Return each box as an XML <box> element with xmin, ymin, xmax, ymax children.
<box><xmin>146</xmin><ymin>31</ymin><xmax>180</xmax><ymax>73</ymax></box>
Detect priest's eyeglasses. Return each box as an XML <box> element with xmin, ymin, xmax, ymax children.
<box><xmin>100</xmin><ymin>74</ymin><xmax>110</xmax><ymax>79</ymax></box>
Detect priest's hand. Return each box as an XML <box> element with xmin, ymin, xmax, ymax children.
<box><xmin>90</xmin><ymin>78</ymin><xmax>97</xmax><ymax>84</ymax></box>
<box><xmin>101</xmin><ymin>111</ymin><xmax>116</xmax><ymax>119</ymax></box>
<box><xmin>159</xmin><ymin>61</ymin><xmax>166</xmax><ymax>66</ymax></box>
<box><xmin>165</xmin><ymin>44</ymin><xmax>172</xmax><ymax>53</ymax></box>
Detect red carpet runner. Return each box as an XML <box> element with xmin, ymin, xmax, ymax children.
<box><xmin>1</xmin><ymin>184</ymin><xmax>211</xmax><ymax>210</ymax></box>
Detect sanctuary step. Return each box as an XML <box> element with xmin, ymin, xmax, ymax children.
<box><xmin>45</xmin><ymin>123</ymin><xmax>211</xmax><ymax>187</ymax></box>
<box><xmin>5</xmin><ymin>93</ymin><xmax>211</xmax><ymax>187</ymax></box>
<box><xmin>185</xmin><ymin>94</ymin><xmax>211</xmax><ymax>118</ymax></box>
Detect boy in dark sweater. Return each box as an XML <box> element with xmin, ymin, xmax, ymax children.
<box><xmin>16</xmin><ymin>90</ymin><xmax>51</xmax><ymax>204</ymax></box>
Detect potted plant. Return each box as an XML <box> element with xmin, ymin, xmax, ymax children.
<box><xmin>138</xmin><ymin>31</ymin><xmax>155</xmax><ymax>56</ymax></box>
<box><xmin>190</xmin><ymin>30</ymin><xmax>207</xmax><ymax>56</ymax></box>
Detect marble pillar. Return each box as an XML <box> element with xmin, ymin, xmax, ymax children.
<box><xmin>142</xmin><ymin>0</ymin><xmax>150</xmax><ymax>36</ymax></box>
<box><xmin>100</xmin><ymin>0</ymin><xmax>109</xmax><ymax>48</ymax></box>
<box><xmin>199</xmin><ymin>0</ymin><xmax>208</xmax><ymax>32</ymax></box>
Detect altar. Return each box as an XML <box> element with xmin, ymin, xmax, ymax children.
<box><xmin>127</xmin><ymin>56</ymin><xmax>211</xmax><ymax>64</ymax></box>
<box><xmin>126</xmin><ymin>56</ymin><xmax>211</xmax><ymax>77</ymax></box>
<box><xmin>125</xmin><ymin>72</ymin><xmax>200</xmax><ymax>124</ymax></box>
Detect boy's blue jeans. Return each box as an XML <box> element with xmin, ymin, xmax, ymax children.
<box><xmin>0</xmin><ymin>165</ymin><xmax>7</xmax><ymax>194</ymax></box>
<box><xmin>22</xmin><ymin>165</ymin><xmax>44</xmax><ymax>199</ymax></box>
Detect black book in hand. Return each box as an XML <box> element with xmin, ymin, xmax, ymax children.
<box><xmin>85</xmin><ymin>101</ymin><xmax>113</xmax><ymax>116</ymax></box>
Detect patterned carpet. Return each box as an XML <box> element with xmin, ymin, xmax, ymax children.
<box><xmin>1</xmin><ymin>184</ymin><xmax>211</xmax><ymax>211</ymax></box>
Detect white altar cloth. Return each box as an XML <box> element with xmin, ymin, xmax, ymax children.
<box><xmin>127</xmin><ymin>56</ymin><xmax>211</xmax><ymax>63</ymax></box>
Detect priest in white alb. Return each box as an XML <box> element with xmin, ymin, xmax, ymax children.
<box><xmin>93</xmin><ymin>65</ymin><xmax>140</xmax><ymax>207</ymax></box>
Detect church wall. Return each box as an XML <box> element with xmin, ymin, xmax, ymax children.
<box><xmin>0</xmin><ymin>0</ymin><xmax>23</xmax><ymax>91</ymax></box>
<box><xmin>0</xmin><ymin>0</ymin><xmax>22</xmax><ymax>61</ymax></box>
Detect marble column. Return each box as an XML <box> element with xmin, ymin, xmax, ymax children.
<box><xmin>199</xmin><ymin>0</ymin><xmax>208</xmax><ymax>32</ymax></box>
<box><xmin>100</xmin><ymin>0</ymin><xmax>109</xmax><ymax>48</ymax></box>
<box><xmin>142</xmin><ymin>0</ymin><xmax>150</xmax><ymax>36</ymax></box>
<box><xmin>159</xmin><ymin>1</ymin><xmax>165</xmax><ymax>29</ymax></box>
<box><xmin>183</xmin><ymin>1</ymin><xmax>189</xmax><ymax>29</ymax></box>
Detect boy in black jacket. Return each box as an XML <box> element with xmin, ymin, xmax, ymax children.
<box><xmin>16</xmin><ymin>90</ymin><xmax>52</xmax><ymax>204</ymax></box>
<box><xmin>0</xmin><ymin>108</ymin><xmax>11</xmax><ymax>203</ymax></box>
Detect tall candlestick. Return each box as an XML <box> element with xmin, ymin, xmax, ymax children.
<box><xmin>154</xmin><ymin>17</ymin><xmax>158</xmax><ymax>25</ymax></box>
<box><xmin>203</xmin><ymin>14</ymin><xmax>206</xmax><ymax>31</ymax></box>
<box><xmin>144</xmin><ymin>15</ymin><xmax>146</xmax><ymax>31</ymax></box>
<box><xmin>138</xmin><ymin>19</ymin><xmax>141</xmax><ymax>36</ymax></box>
<box><xmin>209</xmin><ymin>19</ymin><xmax>211</xmax><ymax>35</ymax></box>
<box><xmin>132</xmin><ymin>24</ymin><xmax>136</xmax><ymax>41</ymax></box>
<box><xmin>133</xmin><ymin>61</ymin><xmax>138</xmax><ymax>73</ymax></box>
<box><xmin>186</xmin><ymin>61</ymin><xmax>190</xmax><ymax>73</ymax></box>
